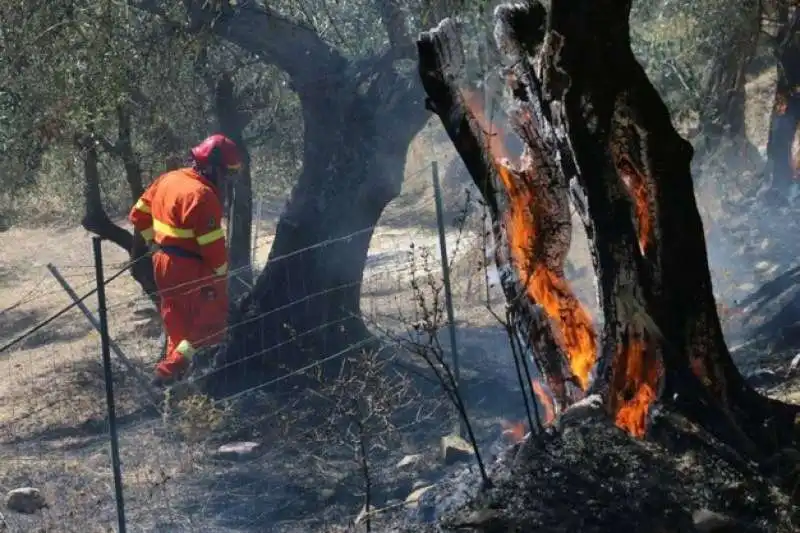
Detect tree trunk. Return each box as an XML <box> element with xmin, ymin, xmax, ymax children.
<box><xmin>418</xmin><ymin>0</ymin><xmax>799</xmax><ymax>460</ymax></box>
<box><xmin>766</xmin><ymin>7</ymin><xmax>800</xmax><ymax>195</ymax></box>
<box><xmin>83</xmin><ymin>103</ymin><xmax>159</xmax><ymax>308</ymax></box>
<box><xmin>202</xmin><ymin>76</ymin><xmax>429</xmax><ymax>399</ymax></box>
<box><xmin>113</xmin><ymin>105</ymin><xmax>159</xmax><ymax>307</ymax></box>
<box><xmin>214</xmin><ymin>72</ymin><xmax>253</xmax><ymax>304</ymax></box>
<box><xmin>78</xmin><ymin>135</ymin><xmax>135</xmax><ymax>252</ymax></box>
<box><xmin>128</xmin><ymin>0</ymin><xmax>437</xmax><ymax>398</ymax></box>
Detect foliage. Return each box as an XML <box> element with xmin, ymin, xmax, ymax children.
<box><xmin>630</xmin><ymin>0</ymin><xmax>762</xmax><ymax>128</ymax></box>
<box><xmin>0</xmin><ymin>0</ymin><xmax>784</xmax><ymax>227</ymax></box>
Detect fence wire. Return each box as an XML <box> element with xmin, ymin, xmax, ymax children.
<box><xmin>0</xmin><ymin>158</ymin><xmax>527</xmax><ymax>533</ymax></box>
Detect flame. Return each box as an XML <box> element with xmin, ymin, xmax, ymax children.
<box><xmin>617</xmin><ymin>156</ymin><xmax>650</xmax><ymax>253</ymax></box>
<box><xmin>461</xmin><ymin>88</ymin><xmax>598</xmax><ymax>390</ymax></box>
<box><xmin>532</xmin><ymin>379</ymin><xmax>556</xmax><ymax>426</ymax></box>
<box><xmin>461</xmin><ymin>87</ymin><xmax>662</xmax><ymax>438</ymax></box>
<box><xmin>610</xmin><ymin>335</ymin><xmax>659</xmax><ymax>437</ymax></box>
<box><xmin>500</xmin><ymin>420</ymin><xmax>527</xmax><ymax>444</ymax></box>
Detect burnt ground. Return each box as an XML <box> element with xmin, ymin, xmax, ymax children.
<box><xmin>382</xmin><ymin>398</ymin><xmax>797</xmax><ymax>533</ymax></box>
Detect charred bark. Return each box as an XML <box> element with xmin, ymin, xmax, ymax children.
<box><xmin>418</xmin><ymin>1</ymin><xmax>799</xmax><ymax>458</ymax></box>
<box><xmin>214</xmin><ymin>72</ymin><xmax>253</xmax><ymax>304</ymax></box>
<box><xmin>766</xmin><ymin>7</ymin><xmax>800</xmax><ymax>195</ymax></box>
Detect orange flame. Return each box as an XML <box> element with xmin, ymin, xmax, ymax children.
<box><xmin>532</xmin><ymin>379</ymin><xmax>556</xmax><ymax>426</ymax></box>
<box><xmin>462</xmin><ymin>88</ymin><xmax>662</xmax><ymax>439</ymax></box>
<box><xmin>617</xmin><ymin>157</ymin><xmax>650</xmax><ymax>253</ymax></box>
<box><xmin>610</xmin><ymin>336</ymin><xmax>659</xmax><ymax>437</ymax></box>
<box><xmin>500</xmin><ymin>420</ymin><xmax>527</xmax><ymax>444</ymax></box>
<box><xmin>461</xmin><ymin>88</ymin><xmax>598</xmax><ymax>390</ymax></box>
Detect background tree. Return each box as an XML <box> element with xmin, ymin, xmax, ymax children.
<box><xmin>124</xmin><ymin>0</ymin><xmax>489</xmax><ymax>397</ymax></box>
<box><xmin>764</xmin><ymin>3</ymin><xmax>800</xmax><ymax>198</ymax></box>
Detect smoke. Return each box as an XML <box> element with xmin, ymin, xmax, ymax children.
<box><xmin>691</xmin><ymin>136</ymin><xmax>800</xmax><ymax>352</ymax></box>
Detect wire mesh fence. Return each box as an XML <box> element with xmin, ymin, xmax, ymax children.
<box><xmin>0</xmin><ymin>157</ymin><xmax>534</xmax><ymax>532</ymax></box>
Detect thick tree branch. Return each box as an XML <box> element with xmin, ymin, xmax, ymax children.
<box><xmin>76</xmin><ymin>134</ymin><xmax>134</xmax><ymax>253</ymax></box>
<box><xmin>129</xmin><ymin>0</ymin><xmax>348</xmax><ymax>88</ymax></box>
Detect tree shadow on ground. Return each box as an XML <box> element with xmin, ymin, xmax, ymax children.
<box><xmin>0</xmin><ymin>264</ymin><xmax>19</xmax><ymax>289</ymax></box>
<box><xmin>732</xmin><ymin>265</ymin><xmax>800</xmax><ymax>352</ymax></box>
<box><xmin>0</xmin><ymin>357</ymin><xmax>160</xmax><ymax>452</ymax></box>
<box><xmin>0</xmin><ymin>308</ymin><xmax>95</xmax><ymax>352</ymax></box>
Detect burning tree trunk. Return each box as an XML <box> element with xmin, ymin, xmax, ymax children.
<box><xmin>417</xmin><ymin>0</ymin><xmax>799</xmax><ymax>457</ymax></box>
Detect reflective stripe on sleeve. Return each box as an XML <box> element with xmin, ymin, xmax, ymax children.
<box><xmin>153</xmin><ymin>219</ymin><xmax>195</xmax><ymax>239</ymax></box>
<box><xmin>134</xmin><ymin>198</ymin><xmax>151</xmax><ymax>214</ymax></box>
<box><xmin>197</xmin><ymin>227</ymin><xmax>225</xmax><ymax>246</ymax></box>
<box><xmin>214</xmin><ymin>263</ymin><xmax>228</xmax><ymax>276</ymax></box>
<box><xmin>175</xmin><ymin>339</ymin><xmax>196</xmax><ymax>360</ymax></box>
<box><xmin>140</xmin><ymin>227</ymin><xmax>154</xmax><ymax>242</ymax></box>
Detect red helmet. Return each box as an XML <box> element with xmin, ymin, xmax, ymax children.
<box><xmin>190</xmin><ymin>134</ymin><xmax>241</xmax><ymax>174</ymax></box>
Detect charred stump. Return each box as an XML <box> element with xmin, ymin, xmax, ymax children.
<box><xmin>417</xmin><ymin>0</ymin><xmax>799</xmax><ymax>461</ymax></box>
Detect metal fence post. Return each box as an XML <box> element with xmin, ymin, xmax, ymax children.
<box><xmin>252</xmin><ymin>196</ymin><xmax>263</xmax><ymax>268</ymax></box>
<box><xmin>431</xmin><ymin>161</ymin><xmax>464</xmax><ymax>435</ymax></box>
<box><xmin>92</xmin><ymin>237</ymin><xmax>127</xmax><ymax>533</ymax></box>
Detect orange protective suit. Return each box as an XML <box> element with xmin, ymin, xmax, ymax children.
<box><xmin>129</xmin><ymin>167</ymin><xmax>229</xmax><ymax>381</ymax></box>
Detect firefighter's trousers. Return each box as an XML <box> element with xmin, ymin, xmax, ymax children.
<box><xmin>152</xmin><ymin>250</ymin><xmax>228</xmax><ymax>380</ymax></box>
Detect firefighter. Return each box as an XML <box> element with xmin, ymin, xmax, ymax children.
<box><xmin>129</xmin><ymin>134</ymin><xmax>241</xmax><ymax>387</ymax></box>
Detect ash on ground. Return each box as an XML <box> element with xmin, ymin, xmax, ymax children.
<box><xmin>379</xmin><ymin>404</ymin><xmax>796</xmax><ymax>533</ymax></box>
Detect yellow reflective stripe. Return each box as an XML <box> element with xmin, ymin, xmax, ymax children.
<box><xmin>175</xmin><ymin>339</ymin><xmax>196</xmax><ymax>359</ymax></box>
<box><xmin>214</xmin><ymin>263</ymin><xmax>228</xmax><ymax>276</ymax></box>
<box><xmin>153</xmin><ymin>219</ymin><xmax>195</xmax><ymax>239</ymax></box>
<box><xmin>134</xmin><ymin>198</ymin><xmax>151</xmax><ymax>214</ymax></box>
<box><xmin>197</xmin><ymin>227</ymin><xmax>225</xmax><ymax>246</ymax></box>
<box><xmin>140</xmin><ymin>227</ymin><xmax>154</xmax><ymax>242</ymax></box>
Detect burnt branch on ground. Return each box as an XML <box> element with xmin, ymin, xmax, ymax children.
<box><xmin>417</xmin><ymin>0</ymin><xmax>799</xmax><ymax>464</ymax></box>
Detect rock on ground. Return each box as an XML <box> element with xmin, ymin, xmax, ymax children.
<box><xmin>214</xmin><ymin>441</ymin><xmax>263</xmax><ymax>460</ymax></box>
<box><xmin>5</xmin><ymin>488</ymin><xmax>47</xmax><ymax>514</ymax></box>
